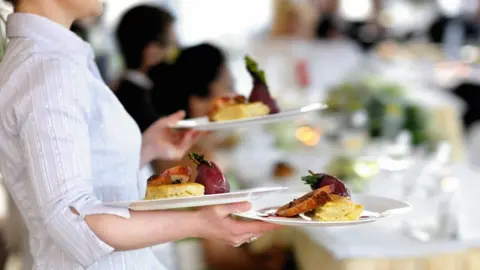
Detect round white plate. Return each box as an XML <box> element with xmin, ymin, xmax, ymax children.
<box><xmin>103</xmin><ymin>186</ymin><xmax>288</xmax><ymax>211</ymax></box>
<box><xmin>169</xmin><ymin>103</ymin><xmax>327</xmax><ymax>131</ymax></box>
<box><xmin>234</xmin><ymin>192</ymin><xmax>411</xmax><ymax>227</ymax></box>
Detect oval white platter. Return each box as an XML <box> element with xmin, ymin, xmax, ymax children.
<box><xmin>234</xmin><ymin>192</ymin><xmax>412</xmax><ymax>227</ymax></box>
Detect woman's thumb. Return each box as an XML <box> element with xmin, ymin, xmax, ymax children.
<box><xmin>163</xmin><ymin>110</ymin><xmax>186</xmax><ymax>124</ymax></box>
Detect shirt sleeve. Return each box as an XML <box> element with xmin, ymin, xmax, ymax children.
<box><xmin>14</xmin><ymin>56</ymin><xmax>130</xmax><ymax>268</ymax></box>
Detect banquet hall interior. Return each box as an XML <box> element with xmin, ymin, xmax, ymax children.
<box><xmin>2</xmin><ymin>0</ymin><xmax>480</xmax><ymax>269</ymax></box>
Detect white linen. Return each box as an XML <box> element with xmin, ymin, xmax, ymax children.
<box><xmin>0</xmin><ymin>13</ymin><xmax>165</xmax><ymax>269</ymax></box>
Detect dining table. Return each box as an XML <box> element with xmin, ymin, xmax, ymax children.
<box><xmin>228</xmin><ymin>136</ymin><xmax>480</xmax><ymax>270</ymax></box>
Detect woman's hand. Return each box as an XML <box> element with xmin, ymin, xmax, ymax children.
<box><xmin>140</xmin><ymin>110</ymin><xmax>204</xmax><ymax>166</ymax></box>
<box><xmin>195</xmin><ymin>202</ymin><xmax>282</xmax><ymax>247</ymax></box>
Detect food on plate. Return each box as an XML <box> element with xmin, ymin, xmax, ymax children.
<box><xmin>245</xmin><ymin>55</ymin><xmax>280</xmax><ymax>114</ymax></box>
<box><xmin>188</xmin><ymin>152</ymin><xmax>230</xmax><ymax>195</ymax></box>
<box><xmin>272</xmin><ymin>161</ymin><xmax>296</xmax><ymax>178</ymax></box>
<box><xmin>307</xmin><ymin>194</ymin><xmax>363</xmax><ymax>221</ymax></box>
<box><xmin>146</xmin><ymin>182</ymin><xmax>205</xmax><ymax>199</ymax></box>
<box><xmin>275</xmin><ymin>171</ymin><xmax>363</xmax><ymax>221</ymax></box>
<box><xmin>276</xmin><ymin>184</ymin><xmax>334</xmax><ymax>217</ymax></box>
<box><xmin>147</xmin><ymin>165</ymin><xmax>193</xmax><ymax>185</ymax></box>
<box><xmin>301</xmin><ymin>170</ymin><xmax>350</xmax><ymax>198</ymax></box>
<box><xmin>145</xmin><ymin>166</ymin><xmax>205</xmax><ymax>199</ymax></box>
<box><xmin>208</xmin><ymin>95</ymin><xmax>270</xmax><ymax>122</ymax></box>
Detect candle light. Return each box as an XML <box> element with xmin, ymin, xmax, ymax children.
<box><xmin>295</xmin><ymin>125</ymin><xmax>321</xmax><ymax>146</ymax></box>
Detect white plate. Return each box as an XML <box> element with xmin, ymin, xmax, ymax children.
<box><xmin>104</xmin><ymin>187</ymin><xmax>288</xmax><ymax>211</ymax></box>
<box><xmin>234</xmin><ymin>192</ymin><xmax>412</xmax><ymax>227</ymax></box>
<box><xmin>169</xmin><ymin>103</ymin><xmax>327</xmax><ymax>131</ymax></box>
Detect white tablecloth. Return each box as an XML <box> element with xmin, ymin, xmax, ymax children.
<box><xmin>231</xmin><ymin>131</ymin><xmax>480</xmax><ymax>259</ymax></box>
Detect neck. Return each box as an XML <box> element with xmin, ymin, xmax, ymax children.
<box><xmin>16</xmin><ymin>1</ymin><xmax>74</xmax><ymax>28</ymax></box>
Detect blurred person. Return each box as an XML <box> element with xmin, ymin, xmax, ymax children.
<box><xmin>115</xmin><ymin>4</ymin><xmax>177</xmax><ymax>133</ymax></box>
<box><xmin>433</xmin><ymin>0</ymin><xmax>480</xmax><ymax>131</ymax></box>
<box><xmin>428</xmin><ymin>0</ymin><xmax>480</xmax><ymax>46</ymax></box>
<box><xmin>342</xmin><ymin>0</ymin><xmax>385</xmax><ymax>51</ymax></box>
<box><xmin>313</xmin><ymin>0</ymin><xmax>385</xmax><ymax>50</ymax></box>
<box><xmin>270</xmin><ymin>0</ymin><xmax>318</xmax><ymax>39</ymax></box>
<box><xmin>149</xmin><ymin>43</ymin><xmax>233</xmax><ymax>172</ymax></box>
<box><xmin>150</xmin><ymin>43</ymin><xmax>233</xmax><ymax>119</ymax></box>
<box><xmin>149</xmin><ymin>43</ymin><xmax>294</xmax><ymax>270</ymax></box>
<box><xmin>0</xmin><ymin>1</ymin><xmax>281</xmax><ymax>270</ymax></box>
<box><xmin>314</xmin><ymin>0</ymin><xmax>343</xmax><ymax>39</ymax></box>
<box><xmin>70</xmin><ymin>21</ymin><xmax>88</xmax><ymax>40</ymax></box>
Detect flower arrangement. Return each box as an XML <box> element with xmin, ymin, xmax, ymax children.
<box><xmin>325</xmin><ymin>77</ymin><xmax>435</xmax><ymax>146</ymax></box>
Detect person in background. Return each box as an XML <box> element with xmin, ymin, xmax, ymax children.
<box><xmin>315</xmin><ymin>0</ymin><xmax>384</xmax><ymax>50</ymax></box>
<box><xmin>149</xmin><ymin>43</ymin><xmax>293</xmax><ymax>270</ymax></box>
<box><xmin>314</xmin><ymin>0</ymin><xmax>343</xmax><ymax>39</ymax></box>
<box><xmin>270</xmin><ymin>0</ymin><xmax>318</xmax><ymax>39</ymax></box>
<box><xmin>150</xmin><ymin>43</ymin><xmax>233</xmax><ymax>119</ymax></box>
<box><xmin>149</xmin><ymin>43</ymin><xmax>232</xmax><ymax>173</ymax></box>
<box><xmin>431</xmin><ymin>0</ymin><xmax>480</xmax><ymax>130</ymax></box>
<box><xmin>70</xmin><ymin>21</ymin><xmax>88</xmax><ymax>41</ymax></box>
<box><xmin>115</xmin><ymin>4</ymin><xmax>177</xmax><ymax>132</ymax></box>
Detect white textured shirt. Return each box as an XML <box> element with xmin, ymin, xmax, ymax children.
<box><xmin>0</xmin><ymin>13</ymin><xmax>165</xmax><ymax>269</ymax></box>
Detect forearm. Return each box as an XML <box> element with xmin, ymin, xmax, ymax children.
<box><xmin>85</xmin><ymin>209</ymin><xmax>201</xmax><ymax>250</ymax></box>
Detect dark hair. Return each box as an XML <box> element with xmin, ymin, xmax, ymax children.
<box><xmin>71</xmin><ymin>22</ymin><xmax>88</xmax><ymax>41</ymax></box>
<box><xmin>315</xmin><ymin>15</ymin><xmax>339</xmax><ymax>39</ymax></box>
<box><xmin>116</xmin><ymin>5</ymin><xmax>174</xmax><ymax>70</ymax></box>
<box><xmin>149</xmin><ymin>43</ymin><xmax>226</xmax><ymax>118</ymax></box>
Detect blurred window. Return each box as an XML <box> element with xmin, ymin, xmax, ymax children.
<box><xmin>173</xmin><ymin>0</ymin><xmax>273</xmax><ymax>46</ymax></box>
<box><xmin>339</xmin><ymin>0</ymin><xmax>373</xmax><ymax>21</ymax></box>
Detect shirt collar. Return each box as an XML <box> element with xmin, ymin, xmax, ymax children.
<box><xmin>124</xmin><ymin>70</ymin><xmax>153</xmax><ymax>90</ymax></box>
<box><xmin>6</xmin><ymin>13</ymin><xmax>93</xmax><ymax>62</ymax></box>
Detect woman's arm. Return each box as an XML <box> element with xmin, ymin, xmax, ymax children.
<box><xmin>16</xmin><ymin>57</ymin><xmax>279</xmax><ymax>268</ymax></box>
<box><xmin>84</xmin><ymin>209</ymin><xmax>200</xmax><ymax>251</ymax></box>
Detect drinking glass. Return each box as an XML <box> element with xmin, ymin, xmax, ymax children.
<box><xmin>401</xmin><ymin>143</ymin><xmax>459</xmax><ymax>241</ymax></box>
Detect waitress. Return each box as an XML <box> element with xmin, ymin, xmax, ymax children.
<box><xmin>0</xmin><ymin>0</ymin><xmax>279</xmax><ymax>269</ymax></box>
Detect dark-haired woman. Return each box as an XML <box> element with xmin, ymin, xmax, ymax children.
<box><xmin>149</xmin><ymin>43</ymin><xmax>232</xmax><ymax>178</ymax></box>
<box><xmin>0</xmin><ymin>1</ymin><xmax>280</xmax><ymax>269</ymax></box>
<box><xmin>150</xmin><ymin>43</ymin><xmax>232</xmax><ymax>119</ymax></box>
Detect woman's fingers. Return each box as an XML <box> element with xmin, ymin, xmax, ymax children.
<box><xmin>197</xmin><ymin>202</ymin><xmax>283</xmax><ymax>247</ymax></box>
<box><xmin>230</xmin><ymin>219</ymin><xmax>283</xmax><ymax>236</ymax></box>
<box><xmin>210</xmin><ymin>202</ymin><xmax>253</xmax><ymax>217</ymax></box>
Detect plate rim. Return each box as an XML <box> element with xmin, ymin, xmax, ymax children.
<box><xmin>103</xmin><ymin>186</ymin><xmax>289</xmax><ymax>207</ymax></box>
<box><xmin>233</xmin><ymin>194</ymin><xmax>412</xmax><ymax>225</ymax></box>
<box><xmin>169</xmin><ymin>102</ymin><xmax>327</xmax><ymax>129</ymax></box>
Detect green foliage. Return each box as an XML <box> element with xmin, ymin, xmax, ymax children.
<box><xmin>326</xmin><ymin>78</ymin><xmax>432</xmax><ymax>146</ymax></box>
